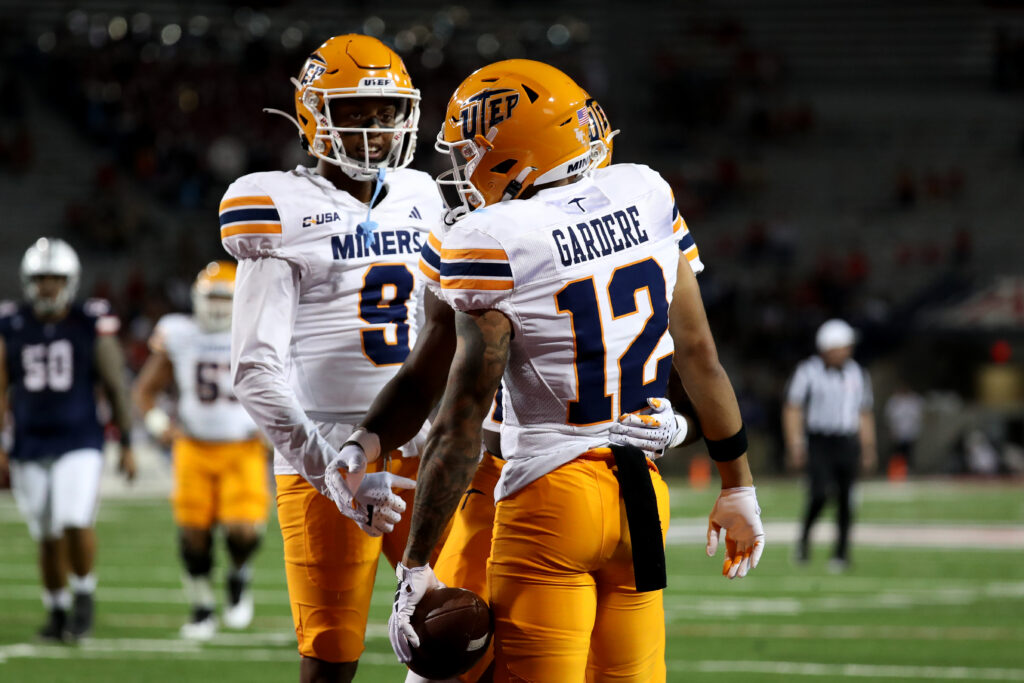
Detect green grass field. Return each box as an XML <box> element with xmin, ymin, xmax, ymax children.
<box><xmin>1</xmin><ymin>477</ymin><xmax>1023</xmax><ymax>682</ymax></box>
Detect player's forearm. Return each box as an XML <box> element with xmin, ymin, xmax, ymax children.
<box><xmin>671</xmin><ymin>345</ymin><xmax>742</xmax><ymax>440</ymax></box>
<box><xmin>667</xmin><ymin>368</ymin><xmax>703</xmax><ymax>446</ymax></box>
<box><xmin>403</xmin><ymin>423</ymin><xmax>483</xmax><ymax>566</ymax></box>
<box><xmin>363</xmin><ymin>320</ymin><xmax>456</xmax><ymax>452</ymax></box>
<box><xmin>714</xmin><ymin>454</ymin><xmax>754</xmax><ymax>488</ymax></box>
<box><xmin>94</xmin><ymin>334</ymin><xmax>133</xmax><ymax>438</ymax></box>
<box><xmin>403</xmin><ymin>310</ymin><xmax>510</xmax><ymax>567</ymax></box>
<box><xmin>233</xmin><ymin>362</ymin><xmax>334</xmax><ymax>490</ymax></box>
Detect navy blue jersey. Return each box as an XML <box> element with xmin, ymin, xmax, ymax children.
<box><xmin>0</xmin><ymin>299</ymin><xmax>116</xmax><ymax>460</ymax></box>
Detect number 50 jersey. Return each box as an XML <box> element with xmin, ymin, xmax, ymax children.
<box><xmin>428</xmin><ymin>163</ymin><xmax>702</xmax><ymax>500</ymax></box>
<box><xmin>219</xmin><ymin>166</ymin><xmax>439</xmax><ymax>474</ymax></box>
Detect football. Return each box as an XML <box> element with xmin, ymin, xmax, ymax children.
<box><xmin>407</xmin><ymin>586</ymin><xmax>493</xmax><ymax>679</ymax></box>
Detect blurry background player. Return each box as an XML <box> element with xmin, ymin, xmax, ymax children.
<box><xmin>132</xmin><ymin>261</ymin><xmax>268</xmax><ymax>640</ymax></box>
<box><xmin>784</xmin><ymin>318</ymin><xmax>877</xmax><ymax>572</ymax></box>
<box><xmin>388</xmin><ymin>60</ymin><xmax>763</xmax><ymax>681</ymax></box>
<box><xmin>222</xmin><ymin>34</ymin><xmax>443</xmax><ymax>683</ymax></box>
<box><xmin>0</xmin><ymin>237</ymin><xmax>135</xmax><ymax>642</ymax></box>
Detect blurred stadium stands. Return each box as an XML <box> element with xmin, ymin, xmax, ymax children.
<box><xmin>1</xmin><ymin>0</ymin><xmax>1023</xmax><ymax>475</ymax></box>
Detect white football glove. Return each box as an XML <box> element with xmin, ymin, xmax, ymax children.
<box><xmin>389</xmin><ymin>562</ymin><xmax>444</xmax><ymax>663</ymax></box>
<box><xmin>608</xmin><ymin>398</ymin><xmax>687</xmax><ymax>456</ymax></box>
<box><xmin>357</xmin><ymin>471</ymin><xmax>417</xmax><ymax>536</ymax></box>
<box><xmin>706</xmin><ymin>486</ymin><xmax>765</xmax><ymax>579</ymax></box>
<box><xmin>324</xmin><ymin>444</ymin><xmax>414</xmax><ymax>536</ymax></box>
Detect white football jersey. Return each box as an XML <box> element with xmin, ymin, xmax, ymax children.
<box><xmin>151</xmin><ymin>314</ymin><xmax>258</xmax><ymax>442</ymax></box>
<box><xmin>220</xmin><ymin>166</ymin><xmax>440</xmax><ymax>476</ymax></box>
<box><xmin>431</xmin><ymin>163</ymin><xmax>702</xmax><ymax>500</ymax></box>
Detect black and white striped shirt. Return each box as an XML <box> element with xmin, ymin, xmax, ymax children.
<box><xmin>785</xmin><ymin>356</ymin><xmax>873</xmax><ymax>436</ymax></box>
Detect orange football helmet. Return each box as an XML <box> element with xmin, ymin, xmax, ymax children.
<box><xmin>435</xmin><ymin>59</ymin><xmax>592</xmax><ymax>222</ymax></box>
<box><xmin>585</xmin><ymin>96</ymin><xmax>618</xmax><ymax>170</ymax></box>
<box><xmin>270</xmin><ymin>34</ymin><xmax>420</xmax><ymax>180</ymax></box>
<box><xmin>192</xmin><ymin>261</ymin><xmax>236</xmax><ymax>333</ymax></box>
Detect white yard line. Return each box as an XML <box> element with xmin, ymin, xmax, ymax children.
<box><xmin>670</xmin><ymin>623</ymin><xmax>1024</xmax><ymax>641</ymax></box>
<box><xmin>4</xmin><ymin>639</ymin><xmax>1024</xmax><ymax>680</ymax></box>
<box><xmin>662</xmin><ymin>580</ymin><xmax>1024</xmax><ymax>618</ymax></box>
<box><xmin>0</xmin><ymin>639</ymin><xmax>397</xmax><ymax>665</ymax></box>
<box><xmin>667</xmin><ymin>519</ymin><xmax>1024</xmax><ymax>549</ymax></box>
<box><xmin>673</xmin><ymin>660</ymin><xmax>1024</xmax><ymax>681</ymax></box>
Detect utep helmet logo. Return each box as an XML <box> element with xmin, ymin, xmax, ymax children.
<box><xmin>299</xmin><ymin>56</ymin><xmax>327</xmax><ymax>86</ymax></box>
<box><xmin>459</xmin><ymin>88</ymin><xmax>520</xmax><ymax>138</ymax></box>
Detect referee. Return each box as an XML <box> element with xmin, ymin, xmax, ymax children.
<box><xmin>783</xmin><ymin>319</ymin><xmax>877</xmax><ymax>572</ymax></box>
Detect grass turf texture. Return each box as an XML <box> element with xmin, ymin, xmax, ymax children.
<box><xmin>1</xmin><ymin>478</ymin><xmax>1021</xmax><ymax>682</ymax></box>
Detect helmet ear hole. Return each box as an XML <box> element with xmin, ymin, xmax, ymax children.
<box><xmin>489</xmin><ymin>159</ymin><xmax>517</xmax><ymax>174</ymax></box>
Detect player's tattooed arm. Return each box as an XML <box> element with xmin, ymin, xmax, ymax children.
<box><xmin>402</xmin><ymin>309</ymin><xmax>510</xmax><ymax>567</ymax></box>
<box><xmin>363</xmin><ymin>289</ymin><xmax>457</xmax><ymax>452</ymax></box>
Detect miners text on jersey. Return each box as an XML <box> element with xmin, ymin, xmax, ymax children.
<box><xmin>331</xmin><ymin>229</ymin><xmax>424</xmax><ymax>260</ymax></box>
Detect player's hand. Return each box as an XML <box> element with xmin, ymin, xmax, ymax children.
<box><xmin>119</xmin><ymin>447</ymin><xmax>137</xmax><ymax>483</ymax></box>
<box><xmin>323</xmin><ymin>442</ymin><xmax>369</xmax><ymax>507</ymax></box>
<box><xmin>352</xmin><ymin>472</ymin><xmax>416</xmax><ymax>536</ymax></box>
<box><xmin>706</xmin><ymin>486</ymin><xmax>765</xmax><ymax>579</ymax></box>
<box><xmin>389</xmin><ymin>563</ymin><xmax>444</xmax><ymax>663</ymax></box>
<box><xmin>608</xmin><ymin>398</ymin><xmax>685</xmax><ymax>457</ymax></box>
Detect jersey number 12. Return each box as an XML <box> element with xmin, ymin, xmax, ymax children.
<box><xmin>555</xmin><ymin>258</ymin><xmax>672</xmax><ymax>426</ymax></box>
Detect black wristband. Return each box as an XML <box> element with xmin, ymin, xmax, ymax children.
<box><xmin>705</xmin><ymin>425</ymin><xmax>747</xmax><ymax>462</ymax></box>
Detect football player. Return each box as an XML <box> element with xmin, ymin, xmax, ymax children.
<box><xmin>332</xmin><ymin>94</ymin><xmax>693</xmax><ymax>683</ymax></box>
<box><xmin>385</xmin><ymin>61</ymin><xmax>765</xmax><ymax>680</ymax></box>
<box><xmin>220</xmin><ymin>34</ymin><xmax>442</xmax><ymax>683</ymax></box>
<box><xmin>0</xmin><ymin>237</ymin><xmax>135</xmax><ymax>642</ymax></box>
<box><xmin>133</xmin><ymin>261</ymin><xmax>269</xmax><ymax>640</ymax></box>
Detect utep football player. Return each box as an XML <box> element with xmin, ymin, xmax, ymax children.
<box><xmin>220</xmin><ymin>34</ymin><xmax>444</xmax><ymax>683</ymax></box>
<box><xmin>332</xmin><ymin>91</ymin><xmax>690</xmax><ymax>683</ymax></box>
<box><xmin>385</xmin><ymin>61</ymin><xmax>766</xmax><ymax>681</ymax></box>
<box><xmin>132</xmin><ymin>261</ymin><xmax>269</xmax><ymax>640</ymax></box>
<box><xmin>0</xmin><ymin>238</ymin><xmax>135</xmax><ymax>642</ymax></box>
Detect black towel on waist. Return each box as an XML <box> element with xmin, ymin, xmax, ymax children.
<box><xmin>610</xmin><ymin>445</ymin><xmax>666</xmax><ymax>592</ymax></box>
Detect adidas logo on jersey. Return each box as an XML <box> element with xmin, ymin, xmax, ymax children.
<box><xmin>409</xmin><ymin>206</ymin><xmax>422</xmax><ymax>220</ymax></box>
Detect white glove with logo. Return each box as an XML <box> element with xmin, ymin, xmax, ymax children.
<box><xmin>608</xmin><ymin>398</ymin><xmax>687</xmax><ymax>456</ymax></box>
<box><xmin>389</xmin><ymin>563</ymin><xmax>444</xmax><ymax>663</ymax></box>
<box><xmin>324</xmin><ymin>444</ymin><xmax>414</xmax><ymax>536</ymax></box>
<box><xmin>706</xmin><ymin>486</ymin><xmax>765</xmax><ymax>579</ymax></box>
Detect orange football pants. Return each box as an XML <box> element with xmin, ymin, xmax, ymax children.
<box><xmin>489</xmin><ymin>451</ymin><xmax>670</xmax><ymax>683</ymax></box>
<box><xmin>276</xmin><ymin>454</ymin><xmax>447</xmax><ymax>664</ymax></box>
<box><xmin>171</xmin><ymin>437</ymin><xmax>269</xmax><ymax>528</ymax></box>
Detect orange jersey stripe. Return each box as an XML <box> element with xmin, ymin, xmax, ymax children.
<box><xmin>440</xmin><ymin>247</ymin><xmax>509</xmax><ymax>262</ymax></box>
<box><xmin>672</xmin><ymin>217</ymin><xmax>685</xmax><ymax>233</ymax></box>
<box><xmin>441</xmin><ymin>277</ymin><xmax>514</xmax><ymax>291</ymax></box>
<box><xmin>220</xmin><ymin>223</ymin><xmax>283</xmax><ymax>238</ymax></box>
<box><xmin>418</xmin><ymin>259</ymin><xmax>440</xmax><ymax>282</ymax></box>
<box><xmin>428</xmin><ymin>231</ymin><xmax>442</xmax><ymax>250</ymax></box>
<box><xmin>219</xmin><ymin>195</ymin><xmax>275</xmax><ymax>212</ymax></box>
<box><xmin>684</xmin><ymin>248</ymin><xmax>700</xmax><ymax>262</ymax></box>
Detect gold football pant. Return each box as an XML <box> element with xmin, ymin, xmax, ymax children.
<box><xmin>171</xmin><ymin>437</ymin><xmax>269</xmax><ymax>528</ymax></box>
<box><xmin>276</xmin><ymin>453</ymin><xmax>446</xmax><ymax>663</ymax></box>
<box><xmin>489</xmin><ymin>451</ymin><xmax>669</xmax><ymax>682</ymax></box>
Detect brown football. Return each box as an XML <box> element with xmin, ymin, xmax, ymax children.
<box><xmin>408</xmin><ymin>586</ymin><xmax>493</xmax><ymax>679</ymax></box>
